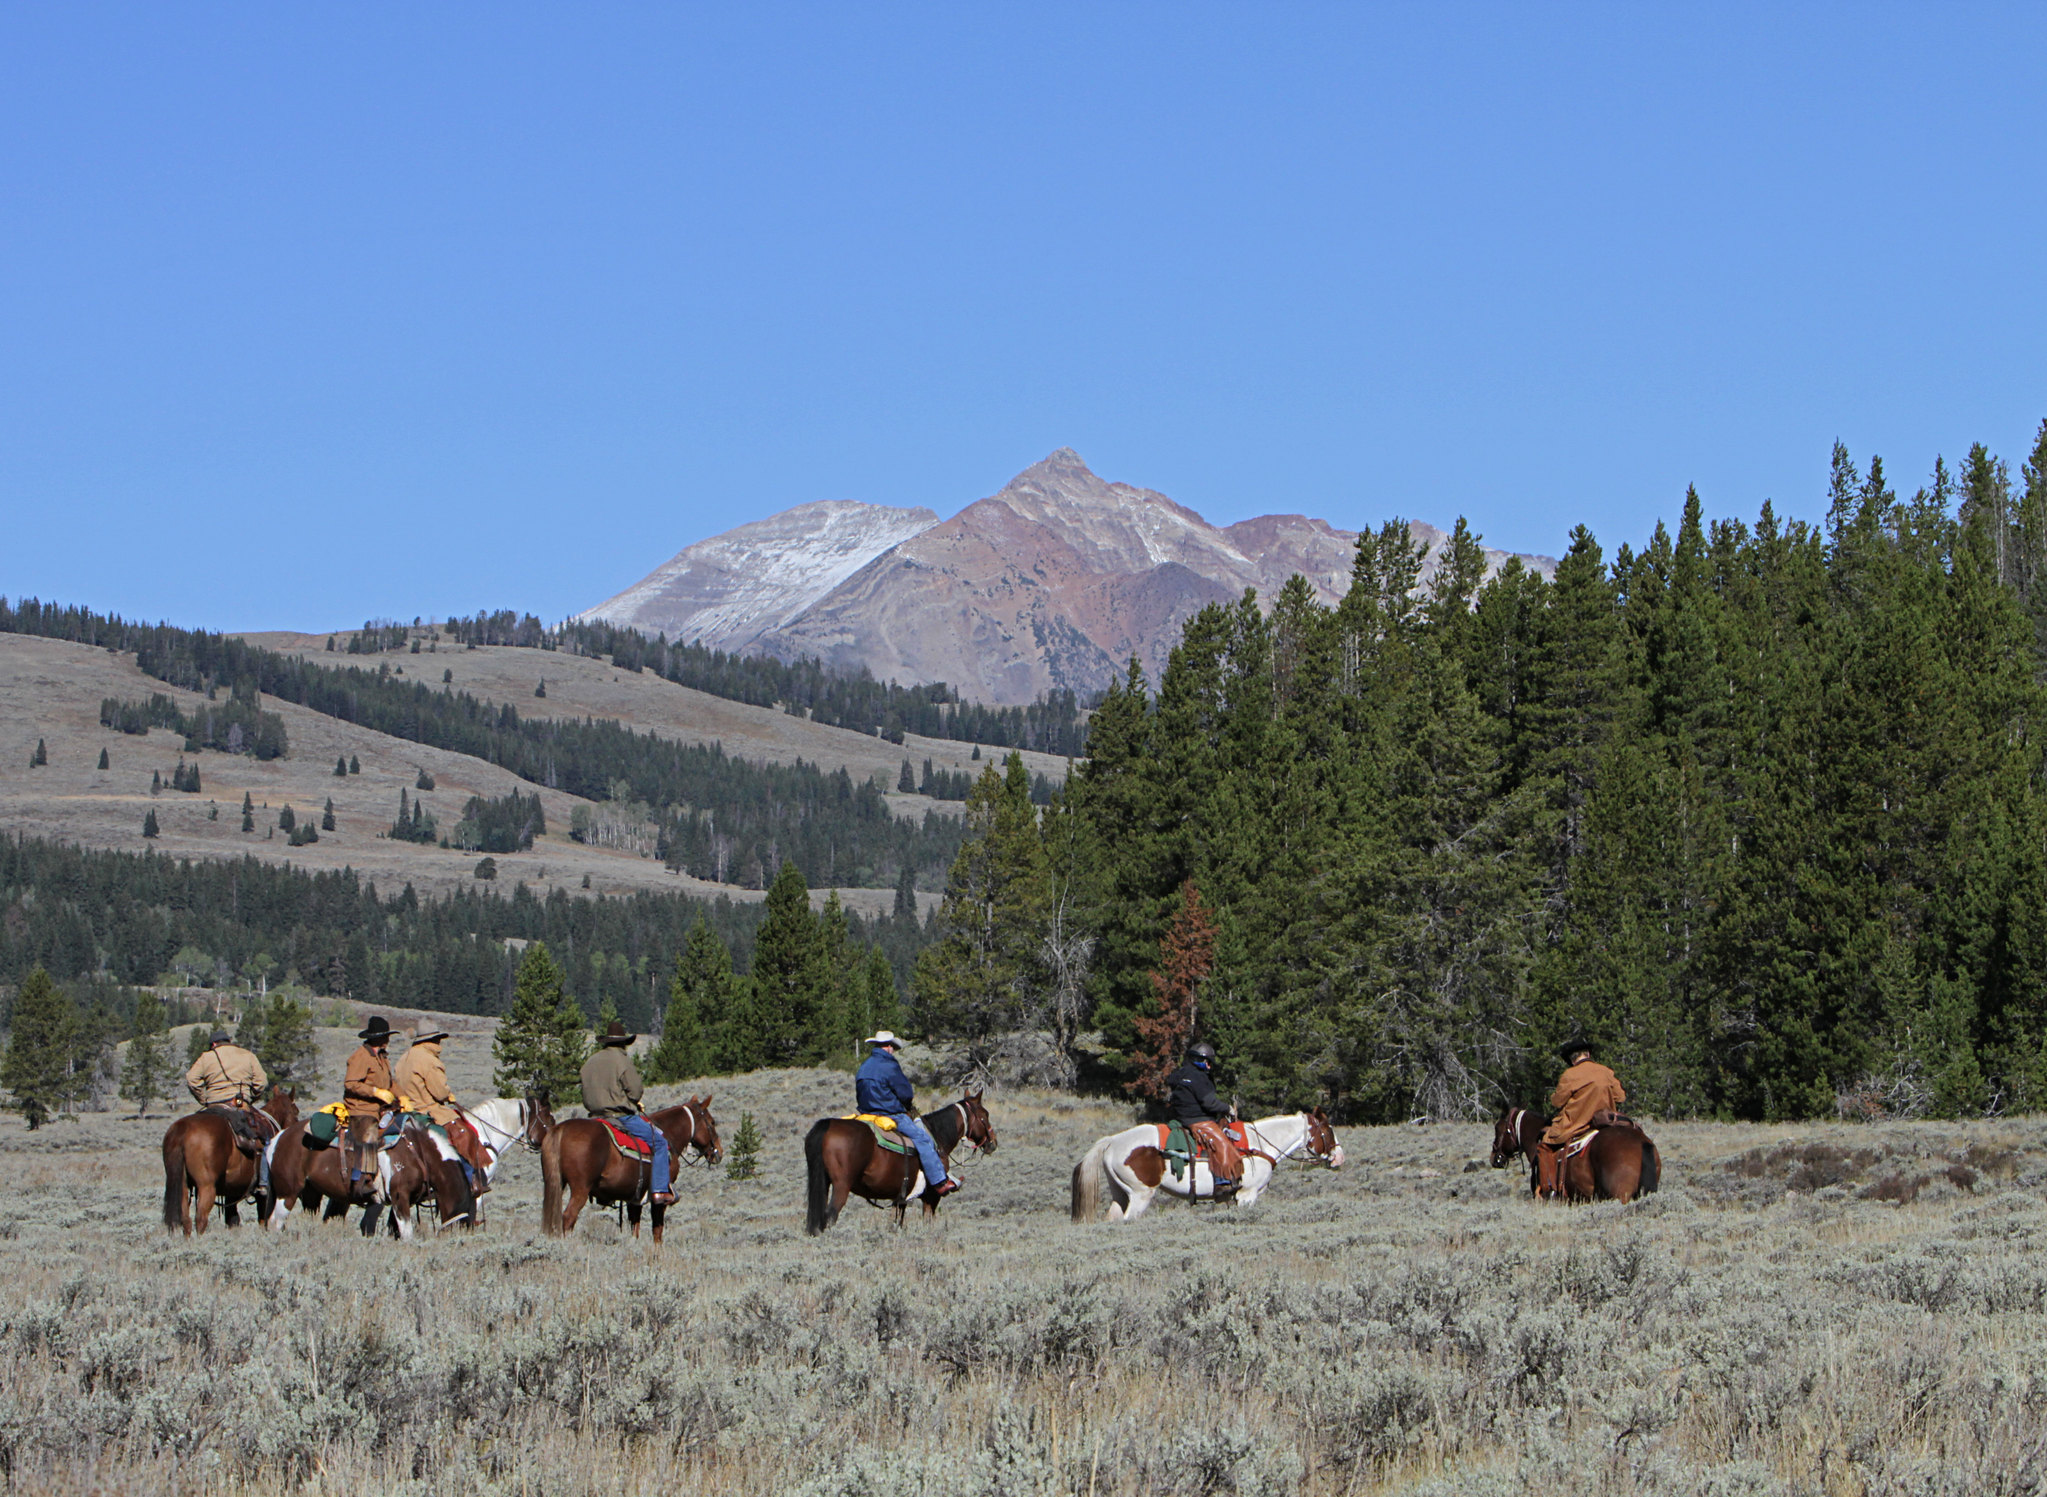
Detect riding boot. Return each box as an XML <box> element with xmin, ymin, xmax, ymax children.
<box><xmin>1534</xmin><ymin>1143</ymin><xmax>1562</xmax><ymax>1200</ymax></box>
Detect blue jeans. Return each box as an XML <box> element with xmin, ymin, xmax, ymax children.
<box><xmin>613</xmin><ymin>1114</ymin><xmax>672</xmax><ymax>1196</ymax></box>
<box><xmin>882</xmin><ymin>1112</ymin><xmax>946</xmax><ymax>1187</ymax></box>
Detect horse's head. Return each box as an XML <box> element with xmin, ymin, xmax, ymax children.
<box><xmin>1303</xmin><ymin>1105</ymin><xmax>1343</xmax><ymax>1169</ymax></box>
<box><xmin>683</xmin><ymin>1094</ymin><xmax>723</xmax><ymax>1165</ymax></box>
<box><xmin>958</xmin><ymin>1089</ymin><xmax>997</xmax><ymax>1153</ymax></box>
<box><xmin>264</xmin><ymin>1087</ymin><xmax>300</xmax><ymax>1128</ymax></box>
<box><xmin>1490</xmin><ymin>1105</ymin><xmax>1524</xmax><ymax>1168</ymax></box>
<box><xmin>524</xmin><ymin>1090</ymin><xmax>555</xmax><ymax>1146</ymax></box>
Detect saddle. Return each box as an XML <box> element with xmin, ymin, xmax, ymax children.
<box><xmin>1157</xmin><ymin>1120</ymin><xmax>1247</xmax><ymax>1189</ymax></box>
<box><xmin>603</xmin><ymin>1120</ymin><xmax>654</xmax><ymax>1161</ymax></box>
<box><xmin>845</xmin><ymin>1114</ymin><xmax>916</xmax><ymax>1156</ymax></box>
<box><xmin>206</xmin><ymin>1103</ymin><xmax>273</xmax><ymax>1157</ymax></box>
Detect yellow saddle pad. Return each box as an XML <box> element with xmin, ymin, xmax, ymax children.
<box><xmin>844</xmin><ymin>1113</ymin><xmax>899</xmax><ymax>1131</ymax></box>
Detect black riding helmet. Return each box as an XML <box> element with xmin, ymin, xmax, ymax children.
<box><xmin>1188</xmin><ymin>1041</ymin><xmax>1218</xmax><ymax>1065</ymax></box>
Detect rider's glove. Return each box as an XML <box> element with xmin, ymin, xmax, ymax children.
<box><xmin>373</xmin><ymin>1088</ymin><xmax>396</xmax><ymax>1105</ymax></box>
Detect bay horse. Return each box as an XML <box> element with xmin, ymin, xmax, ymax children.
<box><xmin>1490</xmin><ymin>1104</ymin><xmax>1662</xmax><ymax>1202</ymax></box>
<box><xmin>265</xmin><ymin>1104</ymin><xmax>532</xmax><ymax>1236</ymax></box>
<box><xmin>1070</xmin><ymin>1108</ymin><xmax>1344</xmax><ymax>1223</ymax></box>
<box><xmin>161</xmin><ymin>1089</ymin><xmax>299</xmax><ymax>1236</ymax></box>
<box><xmin>804</xmin><ymin>1092</ymin><xmax>997</xmax><ymax>1235</ymax></box>
<box><xmin>540</xmin><ymin>1098</ymin><xmax>723</xmax><ymax>1244</ymax></box>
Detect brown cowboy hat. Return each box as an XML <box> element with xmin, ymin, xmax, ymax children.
<box><xmin>411</xmin><ymin>1029</ymin><xmax>450</xmax><ymax>1045</ymax></box>
<box><xmin>358</xmin><ymin>1016</ymin><xmax>394</xmax><ymax>1043</ymax></box>
<box><xmin>599</xmin><ymin>1020</ymin><xmax>635</xmax><ymax>1047</ymax></box>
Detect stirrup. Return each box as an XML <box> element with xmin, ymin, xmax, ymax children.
<box><xmin>930</xmin><ymin>1178</ymin><xmax>961</xmax><ymax>1198</ymax></box>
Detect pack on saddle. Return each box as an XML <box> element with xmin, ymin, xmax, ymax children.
<box><xmin>184</xmin><ymin>1030</ymin><xmax>276</xmax><ymax>1158</ymax></box>
<box><xmin>1163</xmin><ymin>1042</ymin><xmax>1247</xmax><ymax>1198</ymax></box>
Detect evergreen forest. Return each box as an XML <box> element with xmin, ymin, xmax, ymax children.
<box><xmin>910</xmin><ymin>435</ymin><xmax>2047</xmax><ymax>1123</ymax></box>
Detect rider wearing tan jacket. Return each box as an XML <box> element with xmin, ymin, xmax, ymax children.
<box><xmin>1536</xmin><ymin>1039</ymin><xmax>1625</xmax><ymax>1198</ymax></box>
<box><xmin>392</xmin><ymin>1031</ymin><xmax>493</xmax><ymax>1189</ymax></box>
<box><xmin>186</xmin><ymin>1031</ymin><xmax>267</xmax><ymax>1106</ymax></box>
<box><xmin>342</xmin><ymin>1016</ymin><xmax>397</xmax><ymax>1186</ymax></box>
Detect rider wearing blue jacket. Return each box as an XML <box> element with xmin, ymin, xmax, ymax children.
<box><xmin>855</xmin><ymin>1031</ymin><xmax>960</xmax><ymax>1198</ymax></box>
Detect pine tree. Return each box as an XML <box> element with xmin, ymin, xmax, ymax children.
<box><xmin>120</xmin><ymin>991</ymin><xmax>170</xmax><ymax>1114</ymax></box>
<box><xmin>913</xmin><ymin>752</ymin><xmax>1051</xmax><ymax>1045</ymax></box>
<box><xmin>142</xmin><ymin>809</ymin><xmax>159</xmax><ymax>839</ymax></box>
<box><xmin>2</xmin><ymin>969</ymin><xmax>75</xmax><ymax>1128</ymax></box>
<box><xmin>751</xmin><ymin>860</ymin><xmax>823</xmax><ymax>1064</ymax></box>
<box><xmin>150</xmin><ymin>769</ymin><xmax>161</xmax><ymax>794</ymax></box>
<box><xmin>861</xmin><ymin>944</ymin><xmax>901</xmax><ymax>1039</ymax></box>
<box><xmin>1125</xmin><ymin>881</ymin><xmax>1217</xmax><ymax>1101</ymax></box>
<box><xmin>534</xmin><ymin>679</ymin><xmax>546</xmax><ymax>699</ymax></box>
<box><xmin>253</xmin><ymin>990</ymin><xmax>318</xmax><ymax>1093</ymax></box>
<box><xmin>348</xmin><ymin>754</ymin><xmax>361</xmax><ymax>774</ymax></box>
<box><xmin>30</xmin><ymin>738</ymin><xmax>47</xmax><ymax>767</ymax></box>
<box><xmin>810</xmin><ymin>890</ymin><xmax>853</xmax><ymax>1061</ymax></box>
<box><xmin>724</xmin><ymin>1111</ymin><xmax>762</xmax><ymax>1180</ymax></box>
<box><xmin>277</xmin><ymin>805</ymin><xmax>295</xmax><ymax>833</ymax></box>
<box><xmin>97</xmin><ymin>747</ymin><xmax>109</xmax><ymax>770</ymax></box>
<box><xmin>492</xmin><ymin>942</ymin><xmax>589</xmax><ymax>1101</ymax></box>
<box><xmin>647</xmin><ymin>917</ymin><xmax>725</xmax><ymax>1083</ymax></box>
<box><xmin>322</xmin><ymin>798</ymin><xmax>336</xmax><ymax>832</ymax></box>
<box><xmin>186</xmin><ymin>1024</ymin><xmax>212</xmax><ymax>1066</ymax></box>
<box><xmin>715</xmin><ymin>974</ymin><xmax>768</xmax><ymax>1073</ymax></box>
<box><xmin>898</xmin><ymin>759</ymin><xmax>916</xmax><ymax>792</ymax></box>
<box><xmin>334</xmin><ymin>755</ymin><xmax>348</xmax><ymax>777</ymax></box>
<box><xmin>416</xmin><ymin>768</ymin><xmax>435</xmax><ymax>791</ymax></box>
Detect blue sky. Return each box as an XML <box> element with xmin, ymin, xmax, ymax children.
<box><xmin>4</xmin><ymin>7</ymin><xmax>2045</xmax><ymax>631</ymax></box>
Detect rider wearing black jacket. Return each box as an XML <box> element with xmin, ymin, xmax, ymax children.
<box><xmin>1164</xmin><ymin>1042</ymin><xmax>1243</xmax><ymax>1192</ymax></box>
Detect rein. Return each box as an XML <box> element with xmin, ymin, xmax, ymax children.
<box><xmin>664</xmin><ymin>1103</ymin><xmax>715</xmax><ymax>1169</ymax></box>
<box><xmin>460</xmin><ymin>1102</ymin><xmax>540</xmax><ymax>1155</ymax></box>
<box><xmin>1243</xmin><ymin>1113</ymin><xmax>1336</xmax><ymax>1171</ymax></box>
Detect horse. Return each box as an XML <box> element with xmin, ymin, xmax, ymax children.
<box><xmin>540</xmin><ymin>1097</ymin><xmax>723</xmax><ymax>1244</ymax></box>
<box><xmin>458</xmin><ymin>1093</ymin><xmax>555</xmax><ymax>1215</ymax></box>
<box><xmin>1070</xmin><ymin>1108</ymin><xmax>1344</xmax><ymax>1223</ymax></box>
<box><xmin>804</xmin><ymin>1092</ymin><xmax>998</xmax><ymax>1235</ymax></box>
<box><xmin>1490</xmin><ymin>1104</ymin><xmax>1662</xmax><ymax>1202</ymax></box>
<box><xmin>161</xmin><ymin>1088</ymin><xmax>299</xmax><ymax>1236</ymax></box>
<box><xmin>264</xmin><ymin>1101</ymin><xmax>540</xmax><ymax>1236</ymax></box>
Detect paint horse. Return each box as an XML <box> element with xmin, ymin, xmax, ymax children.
<box><xmin>1490</xmin><ymin>1104</ymin><xmax>1662</xmax><ymax>1202</ymax></box>
<box><xmin>804</xmin><ymin>1092</ymin><xmax>997</xmax><ymax>1234</ymax></box>
<box><xmin>446</xmin><ymin>1094</ymin><xmax>554</xmax><ymax>1224</ymax></box>
<box><xmin>1070</xmin><ymin>1108</ymin><xmax>1344</xmax><ymax>1223</ymax></box>
<box><xmin>161</xmin><ymin>1088</ymin><xmax>299</xmax><ymax>1236</ymax></box>
<box><xmin>541</xmin><ymin>1097</ymin><xmax>723</xmax><ymax>1244</ymax></box>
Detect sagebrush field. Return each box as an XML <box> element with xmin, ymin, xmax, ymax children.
<box><xmin>3</xmin><ymin>1054</ymin><xmax>2045</xmax><ymax>1496</ymax></box>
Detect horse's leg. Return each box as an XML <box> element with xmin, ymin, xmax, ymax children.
<box><xmin>222</xmin><ymin>1200</ymin><xmax>241</xmax><ymax>1229</ymax></box>
<box><xmin>192</xmin><ymin>1173</ymin><xmax>216</xmax><ymax>1236</ymax></box>
<box><xmin>627</xmin><ymin>1199</ymin><xmax>643</xmax><ymax>1239</ymax></box>
<box><xmin>562</xmin><ymin>1181</ymin><xmax>590</xmax><ymax>1234</ymax></box>
<box><xmin>650</xmin><ymin>1201</ymin><xmax>664</xmax><ymax>1246</ymax></box>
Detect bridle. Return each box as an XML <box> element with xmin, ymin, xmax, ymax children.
<box><xmin>1494</xmin><ymin>1107</ymin><xmax>1532</xmax><ymax>1165</ymax></box>
<box><xmin>1244</xmin><ymin>1112</ymin><xmax>1339</xmax><ymax>1170</ymax></box>
<box><xmin>458</xmin><ymin>1100</ymin><xmax>544</xmax><ymax>1155</ymax></box>
<box><xmin>666</xmin><ymin>1102</ymin><xmax>719</xmax><ymax>1168</ymax></box>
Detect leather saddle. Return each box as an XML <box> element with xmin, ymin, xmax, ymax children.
<box><xmin>1157</xmin><ymin>1120</ymin><xmax>1247</xmax><ymax>1187</ymax></box>
<box><xmin>206</xmin><ymin>1103</ymin><xmax>273</xmax><ymax>1157</ymax></box>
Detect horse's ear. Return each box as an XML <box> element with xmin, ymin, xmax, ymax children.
<box><xmin>700</xmin><ymin>1092</ymin><xmax>712</xmax><ymax>1107</ymax></box>
<box><xmin>968</xmin><ymin>1089</ymin><xmax>982</xmax><ymax>1103</ymax></box>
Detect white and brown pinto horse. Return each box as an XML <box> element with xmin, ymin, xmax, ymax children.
<box><xmin>1070</xmin><ymin>1108</ymin><xmax>1344</xmax><ymax>1223</ymax></box>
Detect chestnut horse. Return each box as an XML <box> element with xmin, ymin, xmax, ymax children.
<box><xmin>264</xmin><ymin>1112</ymin><xmax>486</xmax><ymax>1237</ymax></box>
<box><xmin>804</xmin><ymin>1092</ymin><xmax>997</xmax><ymax>1235</ymax></box>
<box><xmin>1490</xmin><ymin>1104</ymin><xmax>1662</xmax><ymax>1202</ymax></box>
<box><xmin>541</xmin><ymin>1097</ymin><xmax>723</xmax><ymax>1243</ymax></box>
<box><xmin>161</xmin><ymin>1089</ymin><xmax>299</xmax><ymax>1236</ymax></box>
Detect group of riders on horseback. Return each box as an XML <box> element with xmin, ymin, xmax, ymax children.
<box><xmin>167</xmin><ymin>1004</ymin><xmax>1653</xmax><ymax>1234</ymax></box>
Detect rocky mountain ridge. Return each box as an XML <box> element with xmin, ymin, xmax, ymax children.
<box><xmin>581</xmin><ymin>450</ymin><xmax>1555</xmax><ymax>705</ymax></box>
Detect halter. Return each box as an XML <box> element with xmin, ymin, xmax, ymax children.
<box><xmin>667</xmin><ymin>1103</ymin><xmax>716</xmax><ymax>1168</ymax></box>
<box><xmin>1497</xmin><ymin>1107</ymin><xmax>1532</xmax><ymax>1160</ymax></box>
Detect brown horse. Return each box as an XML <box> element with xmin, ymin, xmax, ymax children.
<box><xmin>804</xmin><ymin>1092</ymin><xmax>996</xmax><ymax>1235</ymax></box>
<box><xmin>265</xmin><ymin>1111</ymin><xmax>494</xmax><ymax>1237</ymax></box>
<box><xmin>160</xmin><ymin>1089</ymin><xmax>299</xmax><ymax>1236</ymax></box>
<box><xmin>540</xmin><ymin>1097</ymin><xmax>723</xmax><ymax>1244</ymax></box>
<box><xmin>1491</xmin><ymin>1104</ymin><xmax>1662</xmax><ymax>1202</ymax></box>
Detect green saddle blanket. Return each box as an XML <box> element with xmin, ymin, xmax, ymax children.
<box><xmin>860</xmin><ymin>1119</ymin><xmax>916</xmax><ymax>1155</ymax></box>
<box><xmin>1163</xmin><ymin>1120</ymin><xmax>1196</xmax><ymax>1180</ymax></box>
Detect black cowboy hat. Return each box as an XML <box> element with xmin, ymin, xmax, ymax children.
<box><xmin>411</xmin><ymin>1029</ymin><xmax>450</xmax><ymax>1045</ymax></box>
<box><xmin>599</xmin><ymin>1020</ymin><xmax>635</xmax><ymax>1047</ymax></box>
<box><xmin>209</xmin><ymin>1029</ymin><xmax>232</xmax><ymax>1047</ymax></box>
<box><xmin>1558</xmin><ymin>1037</ymin><xmax>1594</xmax><ymax>1062</ymax></box>
<box><xmin>358</xmin><ymin>1016</ymin><xmax>394</xmax><ymax>1043</ymax></box>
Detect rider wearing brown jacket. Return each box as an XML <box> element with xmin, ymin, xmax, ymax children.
<box><xmin>1536</xmin><ymin>1039</ymin><xmax>1626</xmax><ymax>1199</ymax></box>
<box><xmin>343</xmin><ymin>1016</ymin><xmax>397</xmax><ymax>1187</ymax></box>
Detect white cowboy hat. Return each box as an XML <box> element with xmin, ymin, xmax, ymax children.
<box><xmin>865</xmin><ymin>1031</ymin><xmax>901</xmax><ymax>1047</ymax></box>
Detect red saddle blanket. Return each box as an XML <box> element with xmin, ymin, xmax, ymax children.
<box><xmin>603</xmin><ymin>1121</ymin><xmax>654</xmax><ymax>1160</ymax></box>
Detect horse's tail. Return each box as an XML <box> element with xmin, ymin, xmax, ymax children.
<box><xmin>804</xmin><ymin>1119</ymin><xmax>833</xmax><ymax>1236</ymax></box>
<box><xmin>540</xmin><ymin>1125</ymin><xmax>565</xmax><ymax>1236</ymax></box>
<box><xmin>162</xmin><ymin>1125</ymin><xmax>187</xmax><ymax>1233</ymax></box>
<box><xmin>1639</xmin><ymin>1137</ymin><xmax>1661</xmax><ymax>1196</ymax></box>
<box><xmin>1071</xmin><ymin>1135</ymin><xmax>1110</xmax><ymax>1224</ymax></box>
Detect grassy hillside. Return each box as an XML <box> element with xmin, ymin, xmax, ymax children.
<box><xmin>0</xmin><ymin>633</ymin><xmax>923</xmax><ymax>920</ymax></box>
<box><xmin>0</xmin><ymin>1076</ymin><xmax>2040</xmax><ymax>1493</ymax></box>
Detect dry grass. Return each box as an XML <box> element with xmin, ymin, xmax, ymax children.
<box><xmin>5</xmin><ymin>1061</ymin><xmax>2047</xmax><ymax>1496</ymax></box>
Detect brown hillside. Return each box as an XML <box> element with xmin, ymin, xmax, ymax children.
<box><xmin>0</xmin><ymin>634</ymin><xmax>917</xmax><ymax>919</ymax></box>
